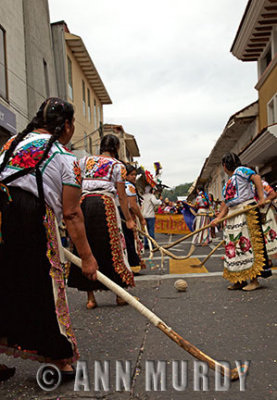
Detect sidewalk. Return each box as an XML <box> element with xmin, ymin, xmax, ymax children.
<box><xmin>0</xmin><ymin>273</ymin><xmax>276</xmax><ymax>400</ymax></box>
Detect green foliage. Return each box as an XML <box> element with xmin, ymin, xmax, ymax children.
<box><xmin>162</xmin><ymin>182</ymin><xmax>193</xmax><ymax>201</ymax></box>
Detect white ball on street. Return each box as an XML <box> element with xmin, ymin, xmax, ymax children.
<box><xmin>174</xmin><ymin>279</ymin><xmax>188</xmax><ymax>292</ymax></box>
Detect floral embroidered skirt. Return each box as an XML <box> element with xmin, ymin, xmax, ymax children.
<box><xmin>223</xmin><ymin>201</ymin><xmax>272</xmax><ymax>283</ymax></box>
<box><xmin>192</xmin><ymin>208</ymin><xmax>211</xmax><ymax>245</ymax></box>
<box><xmin>261</xmin><ymin>206</ymin><xmax>277</xmax><ymax>257</ymax></box>
<box><xmin>68</xmin><ymin>194</ymin><xmax>134</xmax><ymax>292</ymax></box>
<box><xmin>0</xmin><ymin>187</ymin><xmax>78</xmax><ymax>363</ymax></box>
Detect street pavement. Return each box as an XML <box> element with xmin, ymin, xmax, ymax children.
<box><xmin>0</xmin><ymin>232</ymin><xmax>277</xmax><ymax>400</ymax></box>
<box><xmin>140</xmin><ymin>232</ymin><xmax>226</xmax><ymax>276</ymax></box>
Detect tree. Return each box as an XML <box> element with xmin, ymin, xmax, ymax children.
<box><xmin>162</xmin><ymin>182</ymin><xmax>192</xmax><ymax>201</ymax></box>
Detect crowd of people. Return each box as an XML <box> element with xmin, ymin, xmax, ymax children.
<box><xmin>0</xmin><ymin>97</ymin><xmax>276</xmax><ymax>384</ymax></box>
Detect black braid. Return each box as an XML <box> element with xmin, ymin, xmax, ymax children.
<box><xmin>126</xmin><ymin>163</ymin><xmax>136</xmax><ymax>175</ymax></box>
<box><xmin>0</xmin><ymin>117</ymin><xmax>40</xmax><ymax>174</ymax></box>
<box><xmin>0</xmin><ymin>97</ymin><xmax>74</xmax><ymax>175</ymax></box>
<box><xmin>100</xmin><ymin>134</ymin><xmax>120</xmax><ymax>159</ymax></box>
<box><xmin>222</xmin><ymin>152</ymin><xmax>241</xmax><ymax>172</ymax></box>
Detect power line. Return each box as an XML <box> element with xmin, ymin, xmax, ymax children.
<box><xmin>0</xmin><ymin>62</ymin><xmax>104</xmax><ymax>144</ymax></box>
<box><xmin>71</xmin><ymin>122</ymin><xmax>103</xmax><ymax>148</ymax></box>
<box><xmin>0</xmin><ymin>59</ymin><xmax>47</xmax><ymax>103</ymax></box>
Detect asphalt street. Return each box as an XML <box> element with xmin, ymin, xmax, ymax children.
<box><xmin>140</xmin><ymin>232</ymin><xmax>226</xmax><ymax>276</ymax></box>
<box><xmin>0</xmin><ymin>232</ymin><xmax>277</xmax><ymax>400</ymax></box>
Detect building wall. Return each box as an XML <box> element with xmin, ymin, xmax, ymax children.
<box><xmin>258</xmin><ymin>66</ymin><xmax>277</xmax><ymax>130</ymax></box>
<box><xmin>51</xmin><ymin>23</ymin><xmax>67</xmax><ymax>100</ymax></box>
<box><xmin>22</xmin><ymin>0</ymin><xmax>57</xmax><ymax>119</ymax></box>
<box><xmin>65</xmin><ymin>44</ymin><xmax>103</xmax><ymax>152</ymax></box>
<box><xmin>232</xmin><ymin>119</ymin><xmax>258</xmax><ymax>155</ymax></box>
<box><xmin>0</xmin><ymin>0</ymin><xmax>28</xmax><ymax>137</ymax></box>
<box><xmin>208</xmin><ymin>165</ymin><xmax>226</xmax><ymax>201</ymax></box>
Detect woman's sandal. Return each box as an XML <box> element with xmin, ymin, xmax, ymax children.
<box><xmin>242</xmin><ymin>281</ymin><xmax>260</xmax><ymax>291</ymax></box>
<box><xmin>227</xmin><ymin>281</ymin><xmax>247</xmax><ymax>290</ymax></box>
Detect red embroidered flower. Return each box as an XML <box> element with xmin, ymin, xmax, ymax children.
<box><xmin>10</xmin><ymin>144</ymin><xmax>48</xmax><ymax>168</ymax></box>
<box><xmin>239</xmin><ymin>236</ymin><xmax>251</xmax><ymax>253</ymax></box>
<box><xmin>269</xmin><ymin>229</ymin><xmax>276</xmax><ymax>240</ymax></box>
<box><xmin>94</xmin><ymin>162</ymin><xmax>112</xmax><ymax>178</ymax></box>
<box><xmin>225</xmin><ymin>242</ymin><xmax>236</xmax><ymax>258</ymax></box>
<box><xmin>225</xmin><ymin>181</ymin><xmax>237</xmax><ymax>201</ymax></box>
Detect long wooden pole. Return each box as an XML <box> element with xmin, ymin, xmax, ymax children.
<box><xmin>63</xmin><ymin>248</ymin><xmax>246</xmax><ymax>380</ymax></box>
<box><xmin>122</xmin><ymin>219</ymin><xmax>197</xmax><ymax>261</ymax></box>
<box><xmin>153</xmin><ymin>201</ymin><xmax>269</xmax><ymax>253</ymax></box>
<box><xmin>190</xmin><ymin>240</ymin><xmax>225</xmax><ymax>268</ymax></box>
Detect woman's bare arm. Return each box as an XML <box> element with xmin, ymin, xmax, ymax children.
<box><xmin>117</xmin><ymin>182</ymin><xmax>135</xmax><ymax>230</ymax></box>
<box><xmin>129</xmin><ymin>196</ymin><xmax>146</xmax><ymax>225</ymax></box>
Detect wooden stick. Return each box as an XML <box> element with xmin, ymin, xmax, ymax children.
<box><xmin>182</xmin><ymin>243</ymin><xmax>196</xmax><ymax>259</ymax></box>
<box><xmin>190</xmin><ymin>240</ymin><xmax>224</xmax><ymax>268</ymax></box>
<box><xmin>153</xmin><ymin>201</ymin><xmax>270</xmax><ymax>253</ymax></box>
<box><xmin>143</xmin><ymin>224</ymin><xmax>153</xmax><ymax>259</ymax></box>
<box><xmin>64</xmin><ymin>248</ymin><xmax>246</xmax><ymax>380</ymax></box>
<box><xmin>122</xmin><ymin>218</ymin><xmax>197</xmax><ymax>261</ymax></box>
<box><xmin>157</xmin><ymin>322</ymin><xmax>245</xmax><ymax>381</ymax></box>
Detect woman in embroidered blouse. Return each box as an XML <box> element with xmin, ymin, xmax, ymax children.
<box><xmin>120</xmin><ymin>164</ymin><xmax>146</xmax><ymax>274</ymax></box>
<box><xmin>253</xmin><ymin>177</ymin><xmax>277</xmax><ymax>262</ymax></box>
<box><xmin>192</xmin><ymin>186</ymin><xmax>212</xmax><ymax>246</ymax></box>
<box><xmin>211</xmin><ymin>152</ymin><xmax>271</xmax><ymax>291</ymax></box>
<box><xmin>68</xmin><ymin>134</ymin><xmax>135</xmax><ymax>309</ymax></box>
<box><xmin>0</xmin><ymin>98</ymin><xmax>98</xmax><ymax>380</ymax></box>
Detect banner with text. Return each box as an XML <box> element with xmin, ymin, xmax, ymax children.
<box><xmin>155</xmin><ymin>214</ymin><xmax>190</xmax><ymax>235</ymax></box>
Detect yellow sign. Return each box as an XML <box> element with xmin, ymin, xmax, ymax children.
<box><xmin>155</xmin><ymin>214</ymin><xmax>190</xmax><ymax>234</ymax></box>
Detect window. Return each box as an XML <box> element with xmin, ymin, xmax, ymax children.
<box><xmin>93</xmin><ymin>99</ymin><xmax>97</xmax><ymax>130</ymax></box>
<box><xmin>259</xmin><ymin>44</ymin><xmax>273</xmax><ymax>77</ymax></box>
<box><xmin>84</xmin><ymin>131</ymin><xmax>88</xmax><ymax>152</ymax></box>
<box><xmin>43</xmin><ymin>59</ymin><xmax>50</xmax><ymax>98</ymax></box>
<box><xmin>67</xmin><ymin>56</ymin><xmax>73</xmax><ymax>100</ymax></box>
<box><xmin>97</xmin><ymin>105</ymin><xmax>101</xmax><ymax>125</ymax></box>
<box><xmin>87</xmin><ymin>88</ymin><xmax>91</xmax><ymax>123</ymax></box>
<box><xmin>267</xmin><ymin>94</ymin><xmax>277</xmax><ymax>125</ymax></box>
<box><xmin>0</xmin><ymin>26</ymin><xmax>8</xmax><ymax>100</ymax></box>
<box><xmin>264</xmin><ymin>47</ymin><xmax>272</xmax><ymax>67</ymax></box>
<box><xmin>82</xmin><ymin>80</ymin><xmax>86</xmax><ymax>116</ymax></box>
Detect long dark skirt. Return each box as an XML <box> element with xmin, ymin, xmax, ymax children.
<box><xmin>68</xmin><ymin>194</ymin><xmax>134</xmax><ymax>292</ymax></box>
<box><xmin>119</xmin><ymin>208</ymin><xmax>140</xmax><ymax>267</ymax></box>
<box><xmin>0</xmin><ymin>186</ymin><xmax>78</xmax><ymax>363</ymax></box>
<box><xmin>119</xmin><ymin>207</ymin><xmax>146</xmax><ymax>270</ymax></box>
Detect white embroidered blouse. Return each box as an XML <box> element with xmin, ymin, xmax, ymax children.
<box><xmin>0</xmin><ymin>132</ymin><xmax>81</xmax><ymax>221</ymax></box>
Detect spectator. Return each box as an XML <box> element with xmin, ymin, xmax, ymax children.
<box><xmin>142</xmin><ymin>186</ymin><xmax>162</xmax><ymax>249</ymax></box>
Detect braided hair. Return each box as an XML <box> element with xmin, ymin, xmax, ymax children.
<box><xmin>221</xmin><ymin>152</ymin><xmax>241</xmax><ymax>172</ymax></box>
<box><xmin>0</xmin><ymin>97</ymin><xmax>74</xmax><ymax>175</ymax></box>
<box><xmin>126</xmin><ymin>164</ymin><xmax>136</xmax><ymax>176</ymax></box>
<box><xmin>100</xmin><ymin>134</ymin><xmax>120</xmax><ymax>159</ymax></box>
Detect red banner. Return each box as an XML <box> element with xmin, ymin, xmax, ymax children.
<box><xmin>155</xmin><ymin>214</ymin><xmax>190</xmax><ymax>234</ymax></box>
